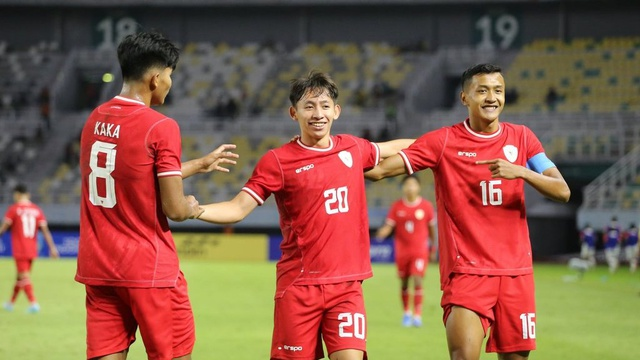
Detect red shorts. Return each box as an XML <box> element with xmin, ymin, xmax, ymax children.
<box><xmin>14</xmin><ymin>258</ymin><xmax>34</xmax><ymax>273</ymax></box>
<box><xmin>395</xmin><ymin>253</ymin><xmax>428</xmax><ymax>278</ymax></box>
<box><xmin>85</xmin><ymin>272</ymin><xmax>195</xmax><ymax>360</ymax></box>
<box><xmin>441</xmin><ymin>273</ymin><xmax>536</xmax><ymax>353</ymax></box>
<box><xmin>271</xmin><ymin>281</ymin><xmax>368</xmax><ymax>360</ymax></box>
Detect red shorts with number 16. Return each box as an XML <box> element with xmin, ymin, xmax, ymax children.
<box><xmin>271</xmin><ymin>281</ymin><xmax>368</xmax><ymax>360</ymax></box>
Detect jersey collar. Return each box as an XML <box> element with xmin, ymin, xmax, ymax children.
<box><xmin>296</xmin><ymin>137</ymin><xmax>334</xmax><ymax>152</ymax></box>
<box><xmin>114</xmin><ymin>96</ymin><xmax>145</xmax><ymax>106</ymax></box>
<box><xmin>463</xmin><ymin>118</ymin><xmax>502</xmax><ymax>139</ymax></box>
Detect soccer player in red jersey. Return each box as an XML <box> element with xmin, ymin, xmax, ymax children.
<box><xmin>0</xmin><ymin>184</ymin><xmax>59</xmax><ymax>313</ymax></box>
<box><xmin>196</xmin><ymin>71</ymin><xmax>413</xmax><ymax>360</ymax></box>
<box><xmin>366</xmin><ymin>64</ymin><xmax>570</xmax><ymax>360</ymax></box>
<box><xmin>375</xmin><ymin>174</ymin><xmax>436</xmax><ymax>328</ymax></box>
<box><xmin>75</xmin><ymin>32</ymin><xmax>237</xmax><ymax>360</ymax></box>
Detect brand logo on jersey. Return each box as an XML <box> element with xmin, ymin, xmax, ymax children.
<box><xmin>457</xmin><ymin>151</ymin><xmax>477</xmax><ymax>158</ymax></box>
<box><xmin>415</xmin><ymin>209</ymin><xmax>425</xmax><ymax>220</ymax></box>
<box><xmin>295</xmin><ymin>163</ymin><xmax>315</xmax><ymax>174</ymax></box>
<box><xmin>503</xmin><ymin>145</ymin><xmax>518</xmax><ymax>163</ymax></box>
<box><xmin>282</xmin><ymin>345</ymin><xmax>303</xmax><ymax>352</ymax></box>
<box><xmin>338</xmin><ymin>151</ymin><xmax>353</xmax><ymax>168</ymax></box>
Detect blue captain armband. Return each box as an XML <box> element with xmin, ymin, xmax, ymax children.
<box><xmin>526</xmin><ymin>153</ymin><xmax>556</xmax><ymax>174</ymax></box>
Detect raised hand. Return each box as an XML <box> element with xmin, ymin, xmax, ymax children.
<box><xmin>199</xmin><ymin>144</ymin><xmax>239</xmax><ymax>174</ymax></box>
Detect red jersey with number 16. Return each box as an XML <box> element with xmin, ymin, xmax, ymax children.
<box><xmin>3</xmin><ymin>201</ymin><xmax>47</xmax><ymax>259</ymax></box>
<box><xmin>399</xmin><ymin>120</ymin><xmax>546</xmax><ymax>289</ymax></box>
<box><xmin>76</xmin><ymin>96</ymin><xmax>183</xmax><ymax>288</ymax></box>
<box><xmin>385</xmin><ymin>197</ymin><xmax>435</xmax><ymax>258</ymax></box>
<box><xmin>242</xmin><ymin>135</ymin><xmax>380</xmax><ymax>298</ymax></box>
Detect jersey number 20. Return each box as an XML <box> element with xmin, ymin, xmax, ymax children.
<box><xmin>324</xmin><ymin>186</ymin><xmax>349</xmax><ymax>215</ymax></box>
<box><xmin>88</xmin><ymin>141</ymin><xmax>117</xmax><ymax>208</ymax></box>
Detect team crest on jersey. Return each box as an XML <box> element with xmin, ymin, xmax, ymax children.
<box><xmin>503</xmin><ymin>145</ymin><xmax>518</xmax><ymax>163</ymax></box>
<box><xmin>415</xmin><ymin>209</ymin><xmax>425</xmax><ymax>220</ymax></box>
<box><xmin>338</xmin><ymin>151</ymin><xmax>353</xmax><ymax>168</ymax></box>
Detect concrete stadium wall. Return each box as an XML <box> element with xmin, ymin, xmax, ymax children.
<box><xmin>0</xmin><ymin>3</ymin><xmax>638</xmax><ymax>50</ymax></box>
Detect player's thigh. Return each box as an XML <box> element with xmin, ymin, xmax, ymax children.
<box><xmin>85</xmin><ymin>285</ymin><xmax>137</xmax><ymax>359</ymax></box>
<box><xmin>441</xmin><ymin>273</ymin><xmax>498</xmax><ymax>330</ymax></box>
<box><xmin>271</xmin><ymin>285</ymin><xmax>324</xmax><ymax>359</ymax></box>
<box><xmin>408</xmin><ymin>254</ymin><xmax>428</xmax><ymax>278</ymax></box>
<box><xmin>322</xmin><ymin>281</ymin><xmax>367</xmax><ymax>357</ymax></box>
<box><xmin>15</xmin><ymin>258</ymin><xmax>33</xmax><ymax>274</ymax></box>
<box><xmin>487</xmin><ymin>274</ymin><xmax>536</xmax><ymax>354</ymax></box>
<box><xmin>129</xmin><ymin>275</ymin><xmax>195</xmax><ymax>360</ymax></box>
<box><xmin>395</xmin><ymin>256</ymin><xmax>411</xmax><ymax>278</ymax></box>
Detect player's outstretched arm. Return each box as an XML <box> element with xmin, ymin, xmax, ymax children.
<box><xmin>40</xmin><ymin>224</ymin><xmax>59</xmax><ymax>259</ymax></box>
<box><xmin>376</xmin><ymin>139</ymin><xmax>415</xmax><ymax>159</ymax></box>
<box><xmin>197</xmin><ymin>191</ymin><xmax>258</xmax><ymax>224</ymax></box>
<box><xmin>365</xmin><ymin>154</ymin><xmax>407</xmax><ymax>181</ymax></box>
<box><xmin>475</xmin><ymin>159</ymin><xmax>570</xmax><ymax>202</ymax></box>
<box><xmin>181</xmin><ymin>144</ymin><xmax>239</xmax><ymax>179</ymax></box>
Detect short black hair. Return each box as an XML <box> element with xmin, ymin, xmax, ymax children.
<box><xmin>289</xmin><ymin>71</ymin><xmax>339</xmax><ymax>106</ymax></box>
<box><xmin>117</xmin><ymin>31</ymin><xmax>179</xmax><ymax>81</ymax></box>
<box><xmin>460</xmin><ymin>63</ymin><xmax>502</xmax><ymax>90</ymax></box>
<box><xmin>13</xmin><ymin>184</ymin><xmax>28</xmax><ymax>194</ymax></box>
<box><xmin>401</xmin><ymin>174</ymin><xmax>420</xmax><ymax>185</ymax></box>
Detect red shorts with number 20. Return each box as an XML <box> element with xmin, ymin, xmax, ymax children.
<box><xmin>271</xmin><ymin>281</ymin><xmax>368</xmax><ymax>360</ymax></box>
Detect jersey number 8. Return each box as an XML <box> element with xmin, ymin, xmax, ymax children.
<box><xmin>88</xmin><ymin>141</ymin><xmax>117</xmax><ymax>208</ymax></box>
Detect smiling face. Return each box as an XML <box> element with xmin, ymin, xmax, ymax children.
<box><xmin>460</xmin><ymin>72</ymin><xmax>505</xmax><ymax>130</ymax></box>
<box><xmin>289</xmin><ymin>88</ymin><xmax>341</xmax><ymax>148</ymax></box>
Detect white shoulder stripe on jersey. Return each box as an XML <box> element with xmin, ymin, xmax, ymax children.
<box><xmin>398</xmin><ymin>151</ymin><xmax>414</xmax><ymax>174</ymax></box>
<box><xmin>242</xmin><ymin>187</ymin><xmax>265</xmax><ymax>205</ymax></box>
<box><xmin>372</xmin><ymin>142</ymin><xmax>381</xmax><ymax>164</ymax></box>
<box><xmin>157</xmin><ymin>171</ymin><xmax>182</xmax><ymax>177</ymax></box>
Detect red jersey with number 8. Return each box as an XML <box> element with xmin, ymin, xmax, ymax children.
<box><xmin>399</xmin><ymin>120</ymin><xmax>546</xmax><ymax>289</ymax></box>
<box><xmin>242</xmin><ymin>135</ymin><xmax>379</xmax><ymax>298</ymax></box>
<box><xmin>3</xmin><ymin>201</ymin><xmax>47</xmax><ymax>259</ymax></box>
<box><xmin>76</xmin><ymin>96</ymin><xmax>183</xmax><ymax>288</ymax></box>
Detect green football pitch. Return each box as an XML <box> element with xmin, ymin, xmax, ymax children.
<box><xmin>0</xmin><ymin>258</ymin><xmax>637</xmax><ymax>359</ymax></box>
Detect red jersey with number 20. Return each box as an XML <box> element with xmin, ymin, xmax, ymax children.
<box><xmin>385</xmin><ymin>197</ymin><xmax>435</xmax><ymax>257</ymax></box>
<box><xmin>399</xmin><ymin>120</ymin><xmax>546</xmax><ymax>288</ymax></box>
<box><xmin>76</xmin><ymin>96</ymin><xmax>183</xmax><ymax>288</ymax></box>
<box><xmin>3</xmin><ymin>201</ymin><xmax>47</xmax><ymax>259</ymax></box>
<box><xmin>242</xmin><ymin>135</ymin><xmax>380</xmax><ymax>298</ymax></box>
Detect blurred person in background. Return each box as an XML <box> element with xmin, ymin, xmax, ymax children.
<box><xmin>0</xmin><ymin>183</ymin><xmax>59</xmax><ymax>313</ymax></box>
<box><xmin>579</xmin><ymin>223</ymin><xmax>596</xmax><ymax>267</ymax></box>
<box><xmin>375</xmin><ymin>174</ymin><xmax>437</xmax><ymax>328</ymax></box>
<box><xmin>622</xmin><ymin>223</ymin><xmax>638</xmax><ymax>273</ymax></box>
<box><xmin>602</xmin><ymin>216</ymin><xmax>622</xmax><ymax>274</ymax></box>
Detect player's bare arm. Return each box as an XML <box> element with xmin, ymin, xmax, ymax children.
<box><xmin>365</xmin><ymin>153</ymin><xmax>407</xmax><ymax>181</ymax></box>
<box><xmin>197</xmin><ymin>191</ymin><xmax>259</xmax><ymax>224</ymax></box>
<box><xmin>375</xmin><ymin>222</ymin><xmax>394</xmax><ymax>242</ymax></box>
<box><xmin>40</xmin><ymin>224</ymin><xmax>59</xmax><ymax>259</ymax></box>
<box><xmin>0</xmin><ymin>220</ymin><xmax>9</xmax><ymax>235</ymax></box>
<box><xmin>181</xmin><ymin>143</ymin><xmax>239</xmax><ymax>179</ymax></box>
<box><xmin>158</xmin><ymin>175</ymin><xmax>202</xmax><ymax>221</ymax></box>
<box><xmin>475</xmin><ymin>158</ymin><xmax>570</xmax><ymax>202</ymax></box>
<box><xmin>376</xmin><ymin>139</ymin><xmax>415</xmax><ymax>159</ymax></box>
